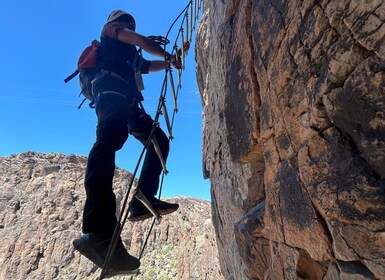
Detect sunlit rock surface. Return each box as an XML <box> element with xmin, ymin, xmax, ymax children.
<box><xmin>196</xmin><ymin>1</ymin><xmax>385</xmax><ymax>279</ymax></box>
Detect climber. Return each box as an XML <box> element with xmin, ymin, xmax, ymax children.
<box><xmin>73</xmin><ymin>10</ymin><xmax>188</xmax><ymax>276</ymax></box>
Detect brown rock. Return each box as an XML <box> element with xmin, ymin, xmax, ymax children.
<box><xmin>0</xmin><ymin>152</ymin><xmax>223</xmax><ymax>280</ymax></box>
<box><xmin>196</xmin><ymin>0</ymin><xmax>385</xmax><ymax>279</ymax></box>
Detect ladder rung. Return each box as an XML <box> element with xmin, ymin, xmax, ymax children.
<box><xmin>151</xmin><ymin>136</ymin><xmax>169</xmax><ymax>174</ymax></box>
<box><xmin>135</xmin><ymin>189</ymin><xmax>161</xmax><ymax>220</ymax></box>
<box><xmin>161</xmin><ymin>102</ymin><xmax>173</xmax><ymax>139</ymax></box>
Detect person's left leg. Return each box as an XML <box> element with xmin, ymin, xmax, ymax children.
<box><xmin>82</xmin><ymin>93</ymin><xmax>130</xmax><ymax>238</ymax></box>
<box><xmin>75</xmin><ymin>89</ymin><xmax>140</xmax><ymax>274</ymax></box>
<box><xmin>127</xmin><ymin>111</ymin><xmax>179</xmax><ymax>221</ymax></box>
<box><xmin>131</xmin><ymin>113</ymin><xmax>169</xmax><ymax>197</ymax></box>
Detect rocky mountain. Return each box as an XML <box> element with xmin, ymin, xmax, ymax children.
<box><xmin>0</xmin><ymin>152</ymin><xmax>222</xmax><ymax>280</ymax></box>
<box><xmin>196</xmin><ymin>0</ymin><xmax>385</xmax><ymax>279</ymax></box>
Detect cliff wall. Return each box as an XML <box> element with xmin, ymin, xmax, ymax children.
<box><xmin>196</xmin><ymin>1</ymin><xmax>385</xmax><ymax>279</ymax></box>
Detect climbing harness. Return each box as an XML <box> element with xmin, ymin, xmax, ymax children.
<box><xmin>98</xmin><ymin>1</ymin><xmax>203</xmax><ymax>279</ymax></box>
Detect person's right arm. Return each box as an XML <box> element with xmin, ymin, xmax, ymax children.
<box><xmin>117</xmin><ymin>28</ymin><xmax>170</xmax><ymax>59</ymax></box>
<box><xmin>117</xmin><ymin>28</ymin><xmax>189</xmax><ymax>71</ymax></box>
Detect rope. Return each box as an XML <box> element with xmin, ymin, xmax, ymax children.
<box><xmin>98</xmin><ymin>1</ymin><xmax>203</xmax><ymax>279</ymax></box>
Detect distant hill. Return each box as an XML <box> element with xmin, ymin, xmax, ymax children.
<box><xmin>0</xmin><ymin>152</ymin><xmax>223</xmax><ymax>280</ymax></box>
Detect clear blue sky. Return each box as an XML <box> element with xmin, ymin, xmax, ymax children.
<box><xmin>0</xmin><ymin>1</ymin><xmax>210</xmax><ymax>200</ymax></box>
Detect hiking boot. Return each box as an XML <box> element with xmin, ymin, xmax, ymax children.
<box><xmin>128</xmin><ymin>197</ymin><xmax>179</xmax><ymax>222</ymax></box>
<box><xmin>73</xmin><ymin>233</ymin><xmax>140</xmax><ymax>276</ymax></box>
<box><xmin>105</xmin><ymin>241</ymin><xmax>140</xmax><ymax>277</ymax></box>
<box><xmin>73</xmin><ymin>233</ymin><xmax>109</xmax><ymax>268</ymax></box>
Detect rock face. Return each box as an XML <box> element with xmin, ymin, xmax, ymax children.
<box><xmin>196</xmin><ymin>1</ymin><xmax>385</xmax><ymax>279</ymax></box>
<box><xmin>0</xmin><ymin>152</ymin><xmax>222</xmax><ymax>280</ymax></box>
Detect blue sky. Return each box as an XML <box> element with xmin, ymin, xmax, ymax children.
<box><xmin>0</xmin><ymin>1</ymin><xmax>210</xmax><ymax>200</ymax></box>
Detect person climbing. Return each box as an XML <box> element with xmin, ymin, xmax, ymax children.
<box><xmin>73</xmin><ymin>10</ymin><xmax>187</xmax><ymax>276</ymax></box>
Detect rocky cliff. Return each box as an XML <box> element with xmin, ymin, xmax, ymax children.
<box><xmin>196</xmin><ymin>0</ymin><xmax>385</xmax><ymax>279</ymax></box>
<box><xmin>0</xmin><ymin>152</ymin><xmax>222</xmax><ymax>280</ymax></box>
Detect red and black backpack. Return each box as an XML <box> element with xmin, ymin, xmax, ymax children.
<box><xmin>64</xmin><ymin>40</ymin><xmax>100</xmax><ymax>108</ymax></box>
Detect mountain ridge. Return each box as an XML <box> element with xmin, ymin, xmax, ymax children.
<box><xmin>0</xmin><ymin>151</ymin><xmax>222</xmax><ymax>280</ymax></box>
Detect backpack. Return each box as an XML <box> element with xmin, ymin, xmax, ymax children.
<box><xmin>65</xmin><ymin>37</ymin><xmax>161</xmax><ymax>108</ymax></box>
<box><xmin>64</xmin><ymin>40</ymin><xmax>100</xmax><ymax>108</ymax></box>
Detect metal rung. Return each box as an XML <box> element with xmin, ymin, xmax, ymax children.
<box><xmin>135</xmin><ymin>189</ymin><xmax>161</xmax><ymax>221</ymax></box>
<box><xmin>177</xmin><ymin>68</ymin><xmax>182</xmax><ymax>90</ymax></box>
<box><xmin>168</xmin><ymin>70</ymin><xmax>178</xmax><ymax>110</ymax></box>
<box><xmin>194</xmin><ymin>0</ymin><xmax>198</xmax><ymax>28</ymax></box>
<box><xmin>162</xmin><ymin>102</ymin><xmax>173</xmax><ymax>139</ymax></box>
<box><xmin>190</xmin><ymin>3</ymin><xmax>193</xmax><ymax>39</ymax></box>
<box><xmin>151</xmin><ymin>136</ymin><xmax>169</xmax><ymax>174</ymax></box>
<box><xmin>180</xmin><ymin>30</ymin><xmax>185</xmax><ymax>69</ymax></box>
<box><xmin>185</xmin><ymin>11</ymin><xmax>189</xmax><ymax>43</ymax></box>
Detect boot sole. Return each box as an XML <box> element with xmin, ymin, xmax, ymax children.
<box><xmin>104</xmin><ymin>268</ymin><xmax>140</xmax><ymax>278</ymax></box>
<box><xmin>128</xmin><ymin>207</ymin><xmax>179</xmax><ymax>222</ymax></box>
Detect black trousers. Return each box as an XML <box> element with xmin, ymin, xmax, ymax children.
<box><xmin>82</xmin><ymin>75</ymin><xmax>169</xmax><ymax>238</ymax></box>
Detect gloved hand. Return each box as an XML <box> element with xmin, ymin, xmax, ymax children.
<box><xmin>169</xmin><ymin>41</ymin><xmax>191</xmax><ymax>69</ymax></box>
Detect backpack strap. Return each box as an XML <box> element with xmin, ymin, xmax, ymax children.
<box><xmin>77</xmin><ymin>98</ymin><xmax>95</xmax><ymax>109</ymax></box>
<box><xmin>64</xmin><ymin>69</ymin><xmax>80</xmax><ymax>83</ymax></box>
